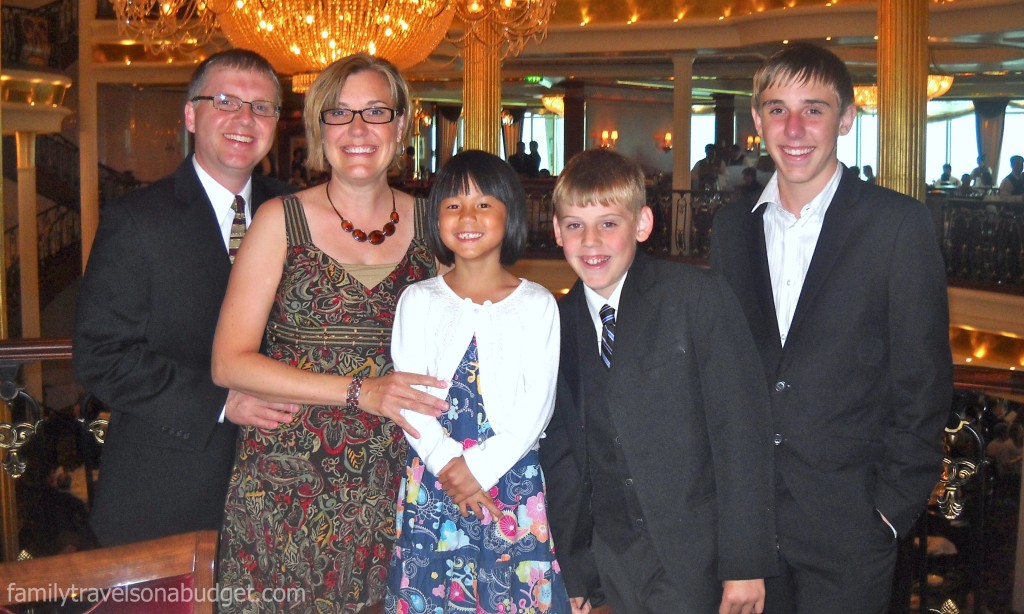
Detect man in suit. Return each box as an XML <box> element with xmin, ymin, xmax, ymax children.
<box><xmin>73</xmin><ymin>49</ymin><xmax>297</xmax><ymax>547</ymax></box>
<box><xmin>711</xmin><ymin>43</ymin><xmax>953</xmax><ymax>613</ymax></box>
<box><xmin>541</xmin><ymin>149</ymin><xmax>777</xmax><ymax>614</ymax></box>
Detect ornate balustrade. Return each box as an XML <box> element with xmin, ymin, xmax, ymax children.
<box><xmin>0</xmin><ymin>340</ymin><xmax>106</xmax><ymax>481</ymax></box>
<box><xmin>931</xmin><ymin>192</ymin><xmax>1024</xmax><ymax>289</ymax></box>
<box><xmin>1</xmin><ymin>0</ymin><xmax>78</xmax><ymax>71</ymax></box>
<box><xmin>0</xmin><ymin>356</ymin><xmax>1020</xmax><ymax>614</ymax></box>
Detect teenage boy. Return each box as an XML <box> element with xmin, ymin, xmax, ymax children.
<box><xmin>711</xmin><ymin>43</ymin><xmax>952</xmax><ymax>613</ymax></box>
<box><xmin>540</xmin><ymin>148</ymin><xmax>777</xmax><ymax>614</ymax></box>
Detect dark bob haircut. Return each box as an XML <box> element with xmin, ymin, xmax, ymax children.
<box><xmin>426</xmin><ymin>149</ymin><xmax>527</xmax><ymax>267</ymax></box>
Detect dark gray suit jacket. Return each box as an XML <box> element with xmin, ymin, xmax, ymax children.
<box><xmin>73</xmin><ymin>157</ymin><xmax>291</xmax><ymax>546</ymax></box>
<box><xmin>710</xmin><ymin>172</ymin><xmax>953</xmax><ymax>542</ymax></box>
<box><xmin>540</xmin><ymin>251</ymin><xmax>778</xmax><ymax>610</ymax></box>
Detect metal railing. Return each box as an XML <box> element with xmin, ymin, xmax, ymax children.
<box><xmin>933</xmin><ymin>192</ymin><xmax>1024</xmax><ymax>288</ymax></box>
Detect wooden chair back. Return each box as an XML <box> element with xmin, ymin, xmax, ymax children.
<box><xmin>0</xmin><ymin>530</ymin><xmax>217</xmax><ymax>613</ymax></box>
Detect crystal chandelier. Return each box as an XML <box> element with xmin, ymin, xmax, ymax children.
<box><xmin>216</xmin><ymin>0</ymin><xmax>455</xmax><ymax>76</ymax></box>
<box><xmin>448</xmin><ymin>0</ymin><xmax>556</xmax><ymax>153</ymax></box>
<box><xmin>853</xmin><ymin>72</ymin><xmax>953</xmax><ymax>112</ymax></box>
<box><xmin>541</xmin><ymin>94</ymin><xmax>564</xmax><ymax>115</ymax></box>
<box><xmin>853</xmin><ymin>85</ymin><xmax>879</xmax><ymax>111</ymax></box>
<box><xmin>926</xmin><ymin>74</ymin><xmax>954</xmax><ymax>99</ymax></box>
<box><xmin>111</xmin><ymin>0</ymin><xmax>227</xmax><ymax>57</ymax></box>
<box><xmin>449</xmin><ymin>0</ymin><xmax>556</xmax><ymax>58</ymax></box>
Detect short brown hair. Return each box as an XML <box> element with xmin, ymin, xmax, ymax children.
<box><xmin>187</xmin><ymin>49</ymin><xmax>280</xmax><ymax>105</ymax></box>
<box><xmin>553</xmin><ymin>149</ymin><xmax>646</xmax><ymax>218</ymax></box>
<box><xmin>303</xmin><ymin>54</ymin><xmax>413</xmax><ymax>174</ymax></box>
<box><xmin>752</xmin><ymin>43</ymin><xmax>854</xmax><ymax>113</ymax></box>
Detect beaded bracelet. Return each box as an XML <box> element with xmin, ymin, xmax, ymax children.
<box><xmin>346</xmin><ymin>376</ymin><xmax>364</xmax><ymax>409</ymax></box>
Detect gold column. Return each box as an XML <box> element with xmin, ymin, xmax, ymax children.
<box><xmin>878</xmin><ymin>0</ymin><xmax>928</xmax><ymax>202</ymax></box>
<box><xmin>671</xmin><ymin>54</ymin><xmax>694</xmax><ymax>256</ymax></box>
<box><xmin>0</xmin><ymin>420</ymin><xmax>15</xmax><ymax>561</ymax></box>
<box><xmin>0</xmin><ymin>23</ymin><xmax>14</xmax><ymax>563</ymax></box>
<box><xmin>0</xmin><ymin>180</ymin><xmax>13</xmax><ymax>561</ymax></box>
<box><xmin>15</xmin><ymin>133</ymin><xmax>43</xmax><ymax>401</ymax></box>
<box><xmin>461</xmin><ymin>26</ymin><xmax>502</xmax><ymax>154</ymax></box>
<box><xmin>79</xmin><ymin>0</ymin><xmax>101</xmax><ymax>266</ymax></box>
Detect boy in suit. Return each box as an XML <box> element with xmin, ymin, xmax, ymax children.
<box><xmin>711</xmin><ymin>43</ymin><xmax>952</xmax><ymax>613</ymax></box>
<box><xmin>540</xmin><ymin>148</ymin><xmax>777</xmax><ymax>614</ymax></box>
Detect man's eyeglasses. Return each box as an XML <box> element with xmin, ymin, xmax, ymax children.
<box><xmin>320</xmin><ymin>107</ymin><xmax>398</xmax><ymax>126</ymax></box>
<box><xmin>191</xmin><ymin>93</ymin><xmax>280</xmax><ymax>118</ymax></box>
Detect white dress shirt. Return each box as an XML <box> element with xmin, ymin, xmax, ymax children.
<box><xmin>583</xmin><ymin>273</ymin><xmax>627</xmax><ymax>355</ymax></box>
<box><xmin>193</xmin><ymin>156</ymin><xmax>253</xmax><ymax>423</ymax></box>
<box><xmin>193</xmin><ymin>156</ymin><xmax>254</xmax><ymax>249</ymax></box>
<box><xmin>756</xmin><ymin>163</ymin><xmax>843</xmax><ymax>346</ymax></box>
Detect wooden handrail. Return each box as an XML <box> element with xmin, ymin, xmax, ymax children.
<box><xmin>0</xmin><ymin>530</ymin><xmax>217</xmax><ymax>612</ymax></box>
<box><xmin>0</xmin><ymin>338</ymin><xmax>72</xmax><ymax>363</ymax></box>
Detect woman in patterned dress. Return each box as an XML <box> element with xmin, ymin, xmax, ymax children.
<box><xmin>211</xmin><ymin>54</ymin><xmax>446</xmax><ymax>613</ymax></box>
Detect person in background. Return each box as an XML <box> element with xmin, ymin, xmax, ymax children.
<box><xmin>543</xmin><ymin>148</ymin><xmax>776</xmax><ymax>614</ymax></box>
<box><xmin>971</xmin><ymin>154</ymin><xmax>994</xmax><ymax>189</ymax></box>
<box><xmin>862</xmin><ymin>164</ymin><xmax>876</xmax><ymax>184</ymax></box>
<box><xmin>73</xmin><ymin>49</ymin><xmax>295</xmax><ymax>547</ymax></box>
<box><xmin>385</xmin><ymin>150</ymin><xmax>569</xmax><ymax>613</ymax></box>
<box><xmin>527</xmin><ymin>139</ymin><xmax>543</xmax><ymax>177</ymax></box>
<box><xmin>728</xmin><ymin>143</ymin><xmax>749</xmax><ymax>166</ymax></box>
<box><xmin>737</xmin><ymin>166</ymin><xmax>764</xmax><ymax>200</ymax></box>
<box><xmin>692</xmin><ymin>143</ymin><xmax>725</xmax><ymax>190</ymax></box>
<box><xmin>956</xmin><ymin>173</ymin><xmax>974</xmax><ymax>197</ymax></box>
<box><xmin>509</xmin><ymin>140</ymin><xmax>529</xmax><ymax>175</ymax></box>
<box><xmin>211</xmin><ymin>53</ymin><xmax>447</xmax><ymax>612</ymax></box>
<box><xmin>934</xmin><ymin>163</ymin><xmax>960</xmax><ymax>187</ymax></box>
<box><xmin>711</xmin><ymin>43</ymin><xmax>952</xmax><ymax>613</ymax></box>
<box><xmin>998</xmin><ymin>154</ymin><xmax>1024</xmax><ymax>200</ymax></box>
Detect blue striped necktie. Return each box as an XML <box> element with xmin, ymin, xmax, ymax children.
<box><xmin>600</xmin><ymin>304</ymin><xmax>615</xmax><ymax>368</ymax></box>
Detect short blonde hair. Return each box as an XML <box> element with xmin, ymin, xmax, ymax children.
<box><xmin>752</xmin><ymin>43</ymin><xmax>854</xmax><ymax>112</ymax></box>
<box><xmin>553</xmin><ymin>149</ymin><xmax>646</xmax><ymax>218</ymax></box>
<box><xmin>303</xmin><ymin>53</ymin><xmax>413</xmax><ymax>174</ymax></box>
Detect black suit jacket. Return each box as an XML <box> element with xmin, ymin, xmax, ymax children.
<box><xmin>73</xmin><ymin>157</ymin><xmax>292</xmax><ymax>546</ymax></box>
<box><xmin>710</xmin><ymin>172</ymin><xmax>953</xmax><ymax>540</ymax></box>
<box><xmin>540</xmin><ymin>251</ymin><xmax>778</xmax><ymax>610</ymax></box>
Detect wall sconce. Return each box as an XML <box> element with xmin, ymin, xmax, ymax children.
<box><xmin>660</xmin><ymin>132</ymin><xmax>673</xmax><ymax>152</ymax></box>
<box><xmin>541</xmin><ymin>94</ymin><xmax>564</xmax><ymax>116</ymax></box>
<box><xmin>500</xmin><ymin>109</ymin><xmax>515</xmax><ymax>126</ymax></box>
<box><xmin>600</xmin><ymin>129</ymin><xmax>618</xmax><ymax>148</ymax></box>
<box><xmin>745</xmin><ymin>134</ymin><xmax>761</xmax><ymax>152</ymax></box>
<box><xmin>414</xmin><ymin>104</ymin><xmax>433</xmax><ymax>130</ymax></box>
<box><xmin>853</xmin><ymin>84</ymin><xmax>878</xmax><ymax>111</ymax></box>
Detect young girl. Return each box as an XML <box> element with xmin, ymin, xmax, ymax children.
<box><xmin>385</xmin><ymin>150</ymin><xmax>570</xmax><ymax>613</ymax></box>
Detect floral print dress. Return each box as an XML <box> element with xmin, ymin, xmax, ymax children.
<box><xmin>385</xmin><ymin>337</ymin><xmax>570</xmax><ymax>614</ymax></box>
<box><xmin>218</xmin><ymin>195</ymin><xmax>436</xmax><ymax>613</ymax></box>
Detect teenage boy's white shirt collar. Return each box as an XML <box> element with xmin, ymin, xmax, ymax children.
<box><xmin>750</xmin><ymin>162</ymin><xmax>842</xmax><ymax>218</ymax></box>
<box><xmin>193</xmin><ymin>156</ymin><xmax>254</xmax><ymax>250</ymax></box>
<box><xmin>753</xmin><ymin>163</ymin><xmax>843</xmax><ymax>345</ymax></box>
<box><xmin>583</xmin><ymin>272</ymin><xmax>627</xmax><ymax>355</ymax></box>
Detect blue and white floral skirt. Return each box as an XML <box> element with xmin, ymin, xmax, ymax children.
<box><xmin>385</xmin><ymin>337</ymin><xmax>570</xmax><ymax>614</ymax></box>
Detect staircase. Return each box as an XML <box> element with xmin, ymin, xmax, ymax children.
<box><xmin>2</xmin><ymin>134</ymin><xmax>143</xmax><ymax>336</ymax></box>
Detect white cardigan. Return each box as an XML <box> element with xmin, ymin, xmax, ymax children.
<box><xmin>392</xmin><ymin>275</ymin><xmax>559</xmax><ymax>490</ymax></box>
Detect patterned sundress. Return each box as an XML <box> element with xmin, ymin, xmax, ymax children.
<box><xmin>218</xmin><ymin>195</ymin><xmax>437</xmax><ymax>613</ymax></box>
<box><xmin>385</xmin><ymin>338</ymin><xmax>570</xmax><ymax>614</ymax></box>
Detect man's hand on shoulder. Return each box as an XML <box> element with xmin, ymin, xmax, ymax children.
<box><xmin>720</xmin><ymin>579</ymin><xmax>765</xmax><ymax>614</ymax></box>
<box><xmin>225</xmin><ymin>389</ymin><xmax>300</xmax><ymax>429</ymax></box>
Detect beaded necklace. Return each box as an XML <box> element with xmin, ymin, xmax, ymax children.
<box><xmin>324</xmin><ymin>183</ymin><xmax>399</xmax><ymax>245</ymax></box>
